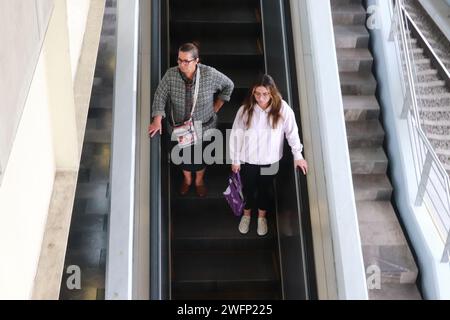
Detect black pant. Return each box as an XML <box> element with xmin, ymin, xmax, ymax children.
<box><xmin>240</xmin><ymin>162</ymin><xmax>278</xmax><ymax>211</ymax></box>
<box><xmin>171</xmin><ymin>140</ymin><xmax>211</xmax><ymax>172</ymax></box>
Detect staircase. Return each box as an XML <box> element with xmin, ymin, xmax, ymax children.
<box><xmin>402</xmin><ymin>0</ymin><xmax>450</xmax><ymax>175</ymax></box>
<box><xmin>169</xmin><ymin>0</ymin><xmax>282</xmax><ymax>300</ymax></box>
<box><xmin>59</xmin><ymin>0</ymin><xmax>116</xmax><ymax>300</ymax></box>
<box><xmin>331</xmin><ymin>0</ymin><xmax>421</xmax><ymax>299</ymax></box>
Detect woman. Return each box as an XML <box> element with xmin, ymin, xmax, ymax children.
<box><xmin>148</xmin><ymin>43</ymin><xmax>234</xmax><ymax>197</ymax></box>
<box><xmin>229</xmin><ymin>74</ymin><xmax>307</xmax><ymax>236</ymax></box>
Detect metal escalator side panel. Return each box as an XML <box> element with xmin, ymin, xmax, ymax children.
<box><xmin>260</xmin><ymin>0</ymin><xmax>318</xmax><ymax>300</ymax></box>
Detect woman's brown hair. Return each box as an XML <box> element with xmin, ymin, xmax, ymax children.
<box><xmin>241</xmin><ymin>74</ymin><xmax>283</xmax><ymax>129</ymax></box>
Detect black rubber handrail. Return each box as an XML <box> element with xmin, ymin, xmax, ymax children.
<box><xmin>283</xmin><ymin>0</ymin><xmax>317</xmax><ymax>299</ymax></box>
<box><xmin>150</xmin><ymin>0</ymin><xmax>170</xmax><ymax>300</ymax></box>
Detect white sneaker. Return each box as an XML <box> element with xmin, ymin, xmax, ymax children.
<box><xmin>257</xmin><ymin>217</ymin><xmax>268</xmax><ymax>236</ymax></box>
<box><xmin>239</xmin><ymin>215</ymin><xmax>251</xmax><ymax>234</ymax></box>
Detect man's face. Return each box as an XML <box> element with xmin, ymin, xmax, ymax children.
<box><xmin>177</xmin><ymin>51</ymin><xmax>198</xmax><ymax>75</ymax></box>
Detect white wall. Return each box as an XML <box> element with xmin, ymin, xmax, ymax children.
<box><xmin>0</xmin><ymin>54</ymin><xmax>55</xmax><ymax>300</ymax></box>
<box><xmin>45</xmin><ymin>0</ymin><xmax>80</xmax><ymax>170</ymax></box>
<box><xmin>0</xmin><ymin>0</ymin><xmax>53</xmax><ymax>185</ymax></box>
<box><xmin>0</xmin><ymin>0</ymin><xmax>96</xmax><ymax>299</ymax></box>
<box><xmin>369</xmin><ymin>0</ymin><xmax>450</xmax><ymax>299</ymax></box>
<box><xmin>289</xmin><ymin>0</ymin><xmax>368</xmax><ymax>299</ymax></box>
<box><xmin>418</xmin><ymin>0</ymin><xmax>450</xmax><ymax>41</ymax></box>
<box><xmin>67</xmin><ymin>0</ymin><xmax>91</xmax><ymax>82</ymax></box>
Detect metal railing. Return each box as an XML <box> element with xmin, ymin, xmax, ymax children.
<box><xmin>391</xmin><ymin>0</ymin><xmax>450</xmax><ymax>262</ymax></box>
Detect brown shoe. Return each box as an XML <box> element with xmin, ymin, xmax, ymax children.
<box><xmin>180</xmin><ymin>181</ymin><xmax>191</xmax><ymax>195</ymax></box>
<box><xmin>195</xmin><ymin>184</ymin><xmax>207</xmax><ymax>197</ymax></box>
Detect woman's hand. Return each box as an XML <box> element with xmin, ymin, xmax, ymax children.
<box><xmin>231</xmin><ymin>164</ymin><xmax>241</xmax><ymax>173</ymax></box>
<box><xmin>294</xmin><ymin>159</ymin><xmax>308</xmax><ymax>175</ymax></box>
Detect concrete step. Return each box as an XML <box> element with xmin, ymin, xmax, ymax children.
<box><xmin>414</xmin><ymin>69</ymin><xmax>441</xmax><ymax>82</ymax></box>
<box><xmin>419</xmin><ymin>105</ymin><xmax>450</xmax><ymax>112</ymax></box>
<box><xmin>434</xmin><ymin>150</ymin><xmax>450</xmax><ymax>172</ymax></box>
<box><xmin>340</xmin><ymin>72</ymin><xmax>377</xmax><ymax>95</ymax></box>
<box><xmin>350</xmin><ymin>147</ymin><xmax>388</xmax><ymax>174</ymax></box>
<box><xmin>416</xmin><ymin>81</ymin><xmax>448</xmax><ymax>95</ymax></box>
<box><xmin>334</xmin><ymin>25</ymin><xmax>370</xmax><ymax>49</ymax></box>
<box><xmin>352</xmin><ymin>174</ymin><xmax>392</xmax><ymax>201</ymax></box>
<box><xmin>416</xmin><ymin>79</ymin><xmax>447</xmax><ymax>88</ymax></box>
<box><xmin>368</xmin><ymin>283</ymin><xmax>422</xmax><ymax>300</ymax></box>
<box><xmin>346</xmin><ymin>120</ymin><xmax>385</xmax><ymax>148</ymax></box>
<box><xmin>357</xmin><ymin>201</ymin><xmax>418</xmax><ymax>284</ymax></box>
<box><xmin>331</xmin><ymin>0</ymin><xmax>363</xmax><ymax>7</ymax></box>
<box><xmin>420</xmin><ymin>112</ymin><xmax>450</xmax><ymax>126</ymax></box>
<box><xmin>412</xmin><ymin>57</ymin><xmax>431</xmax><ymax>66</ymax></box>
<box><xmin>406</xmin><ymin>38</ymin><xmax>418</xmax><ymax>45</ymax></box>
<box><xmin>332</xmin><ymin>3</ymin><xmax>366</xmax><ymax>25</ymax></box>
<box><xmin>418</xmin><ymin>93</ymin><xmax>450</xmax><ymax>107</ymax></box>
<box><xmin>337</xmin><ymin>48</ymin><xmax>373</xmax><ymax>72</ymax></box>
<box><xmin>343</xmin><ymin>95</ymin><xmax>380</xmax><ymax>121</ymax></box>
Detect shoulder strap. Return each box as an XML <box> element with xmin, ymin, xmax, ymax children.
<box><xmin>171</xmin><ymin>67</ymin><xmax>201</xmax><ymax>126</ymax></box>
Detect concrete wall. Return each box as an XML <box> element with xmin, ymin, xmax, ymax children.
<box><xmin>106</xmin><ymin>0</ymin><xmax>139</xmax><ymax>300</ymax></box>
<box><xmin>368</xmin><ymin>0</ymin><xmax>450</xmax><ymax>299</ymax></box>
<box><xmin>418</xmin><ymin>0</ymin><xmax>450</xmax><ymax>41</ymax></box>
<box><xmin>0</xmin><ymin>0</ymin><xmax>98</xmax><ymax>299</ymax></box>
<box><xmin>289</xmin><ymin>0</ymin><xmax>368</xmax><ymax>299</ymax></box>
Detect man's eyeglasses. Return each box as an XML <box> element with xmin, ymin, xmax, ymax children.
<box><xmin>177</xmin><ymin>58</ymin><xmax>196</xmax><ymax>65</ymax></box>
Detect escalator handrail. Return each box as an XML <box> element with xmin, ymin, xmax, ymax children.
<box><xmin>149</xmin><ymin>0</ymin><xmax>170</xmax><ymax>300</ymax></box>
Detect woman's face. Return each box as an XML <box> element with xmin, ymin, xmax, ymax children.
<box><xmin>253</xmin><ymin>86</ymin><xmax>271</xmax><ymax>108</ymax></box>
<box><xmin>177</xmin><ymin>51</ymin><xmax>198</xmax><ymax>75</ymax></box>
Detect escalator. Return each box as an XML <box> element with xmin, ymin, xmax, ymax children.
<box><xmin>150</xmin><ymin>0</ymin><xmax>316</xmax><ymax>300</ymax></box>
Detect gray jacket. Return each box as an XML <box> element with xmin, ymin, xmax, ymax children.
<box><xmin>151</xmin><ymin>64</ymin><xmax>234</xmax><ymax>134</ymax></box>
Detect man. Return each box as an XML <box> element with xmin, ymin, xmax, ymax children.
<box><xmin>148</xmin><ymin>43</ymin><xmax>234</xmax><ymax>197</ymax></box>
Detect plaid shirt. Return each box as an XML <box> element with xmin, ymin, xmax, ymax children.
<box><xmin>151</xmin><ymin>64</ymin><xmax>234</xmax><ymax>133</ymax></box>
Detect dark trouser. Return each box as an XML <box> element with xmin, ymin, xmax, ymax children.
<box><xmin>240</xmin><ymin>162</ymin><xmax>278</xmax><ymax>211</ymax></box>
<box><xmin>171</xmin><ymin>140</ymin><xmax>211</xmax><ymax>172</ymax></box>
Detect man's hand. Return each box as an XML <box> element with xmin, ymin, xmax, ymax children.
<box><xmin>213</xmin><ymin>99</ymin><xmax>225</xmax><ymax>113</ymax></box>
<box><xmin>148</xmin><ymin>116</ymin><xmax>163</xmax><ymax>138</ymax></box>
<box><xmin>294</xmin><ymin>159</ymin><xmax>308</xmax><ymax>175</ymax></box>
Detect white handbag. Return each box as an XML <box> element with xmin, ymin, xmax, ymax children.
<box><xmin>171</xmin><ymin>68</ymin><xmax>200</xmax><ymax>148</ymax></box>
<box><xmin>172</xmin><ymin>118</ymin><xmax>197</xmax><ymax>148</ymax></box>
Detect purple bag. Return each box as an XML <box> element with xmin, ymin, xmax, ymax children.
<box><xmin>223</xmin><ymin>171</ymin><xmax>245</xmax><ymax>217</ymax></box>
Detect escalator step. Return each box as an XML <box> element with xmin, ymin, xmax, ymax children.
<box><xmin>170</xmin><ymin>0</ymin><xmax>260</xmax><ymax>13</ymax></box>
<box><xmin>170</xmin><ymin>165</ymin><xmax>230</xmax><ymax>200</ymax></box>
<box><xmin>171</xmin><ymin>36</ymin><xmax>263</xmax><ymax>57</ymax></box>
<box><xmin>173</xmin><ymin>286</ymin><xmax>280</xmax><ymax>300</ymax></box>
<box><xmin>172</xmin><ymin>198</ymin><xmax>277</xmax><ymax>250</ymax></box>
<box><xmin>219</xmin><ymin>67</ymin><xmax>262</xmax><ymax>89</ymax></box>
<box><xmin>172</xmin><ymin>249</ymin><xmax>280</xmax><ymax>299</ymax></box>
<box><xmin>171</xmin><ymin>5</ymin><xmax>259</xmax><ymax>24</ymax></box>
<box><xmin>171</xmin><ymin>22</ymin><xmax>260</xmax><ymax>39</ymax></box>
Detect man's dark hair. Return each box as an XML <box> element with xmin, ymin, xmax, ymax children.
<box><xmin>178</xmin><ymin>42</ymin><xmax>200</xmax><ymax>59</ymax></box>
